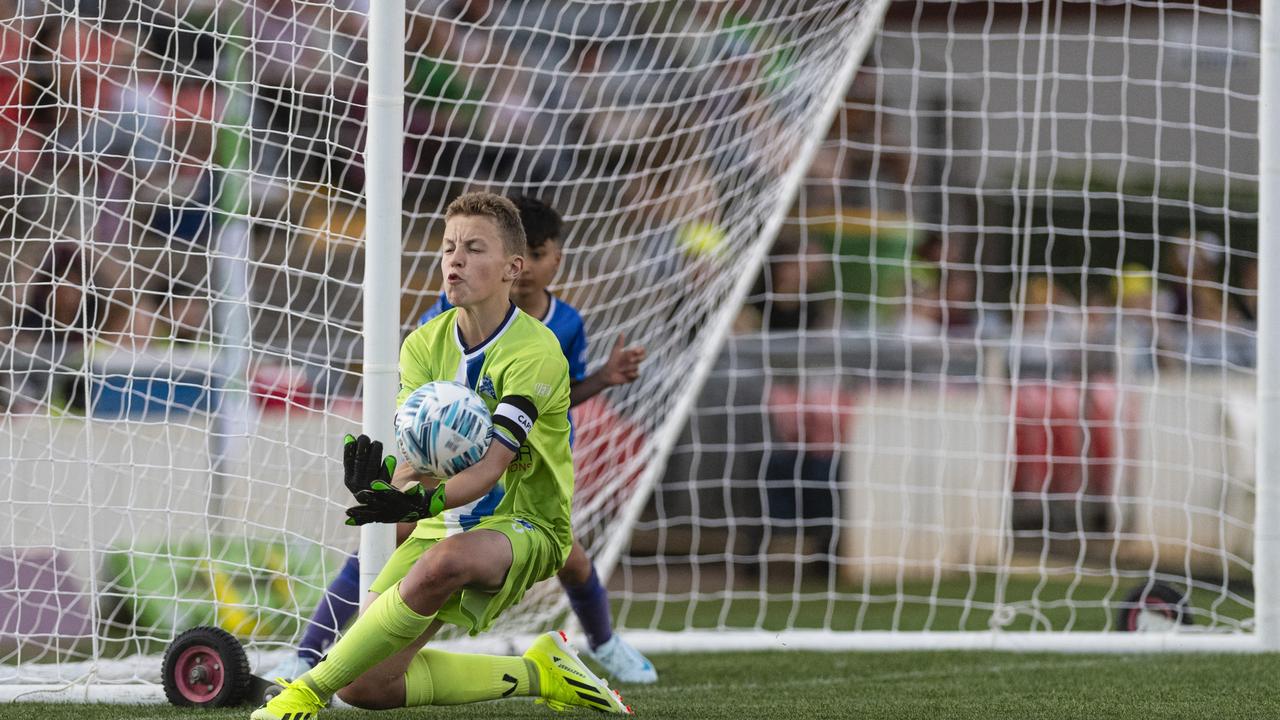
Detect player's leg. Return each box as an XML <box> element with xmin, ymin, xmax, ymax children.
<box><xmin>251</xmin><ymin>531</ymin><xmax>499</xmax><ymax>719</ymax></box>
<box><xmin>334</xmin><ymin>529</ymin><xmax>519</xmax><ymax>709</ymax></box>
<box><xmin>390</xmin><ymin>525</ymin><xmax>628</xmax><ymax>712</ymax></box>
<box><xmin>253</xmin><ymin>596</ymin><xmax>443</xmax><ymax>719</ymax></box>
<box><xmin>385</xmin><ymin>619</ymin><xmax>634</xmax><ymax>712</ymax></box>
<box><xmin>255</xmin><ymin>524</ymin><xmax>632</xmax><ymax>717</ymax></box>
<box><xmin>268</xmin><ymin>523</ymin><xmax>416</xmax><ymax>681</ymax></box>
<box><xmin>558</xmin><ymin>538</ymin><xmax>657</xmax><ymax>684</ymax></box>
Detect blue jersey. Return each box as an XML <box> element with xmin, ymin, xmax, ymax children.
<box><xmin>418</xmin><ymin>292</ymin><xmax>588</xmax><ymax>382</ymax></box>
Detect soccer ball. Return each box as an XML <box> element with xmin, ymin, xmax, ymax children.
<box><xmin>395</xmin><ymin>381</ymin><xmax>492</xmax><ymax>477</ymax></box>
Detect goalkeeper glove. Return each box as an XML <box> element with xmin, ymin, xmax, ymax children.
<box><xmin>343</xmin><ymin>433</ymin><xmax>394</xmax><ymax>499</ymax></box>
<box><xmin>341</xmin><ymin>433</ymin><xmax>447</xmax><ymax>525</ymax></box>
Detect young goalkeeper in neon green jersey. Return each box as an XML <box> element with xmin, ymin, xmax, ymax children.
<box><xmin>252</xmin><ymin>192</ymin><xmax>632</xmax><ymax>719</ymax></box>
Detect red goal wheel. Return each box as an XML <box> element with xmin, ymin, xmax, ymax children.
<box><xmin>1117</xmin><ymin>581</ymin><xmax>1193</xmax><ymax>632</ymax></box>
<box><xmin>162</xmin><ymin>626</ymin><xmax>252</xmax><ymax>707</ymax></box>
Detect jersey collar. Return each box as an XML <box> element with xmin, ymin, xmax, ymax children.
<box><xmin>454</xmin><ymin>302</ymin><xmax>519</xmax><ymax>356</ymax></box>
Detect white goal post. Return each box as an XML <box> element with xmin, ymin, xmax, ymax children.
<box><xmin>1254</xmin><ymin>0</ymin><xmax>1280</xmax><ymax>652</ymax></box>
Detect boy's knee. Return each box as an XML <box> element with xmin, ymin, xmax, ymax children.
<box><xmin>404</xmin><ymin>546</ymin><xmax>471</xmax><ymax>596</ymax></box>
<box><xmin>557</xmin><ymin>550</ymin><xmax>591</xmax><ymax>586</ymax></box>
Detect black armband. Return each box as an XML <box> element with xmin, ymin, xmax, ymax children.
<box><xmin>492</xmin><ymin>395</ymin><xmax>538</xmax><ymax>448</ymax></box>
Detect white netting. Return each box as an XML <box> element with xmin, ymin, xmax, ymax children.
<box><xmin>619</xmin><ymin>0</ymin><xmax>1260</xmax><ymax>640</ymax></box>
<box><xmin>0</xmin><ymin>0</ymin><xmax>886</xmax><ymax>691</ymax></box>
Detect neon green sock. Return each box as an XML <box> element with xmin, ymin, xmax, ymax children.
<box><xmin>403</xmin><ymin>647</ymin><xmax>539</xmax><ymax>707</ymax></box>
<box><xmin>302</xmin><ymin>581</ymin><xmax>434</xmax><ymax>698</ymax></box>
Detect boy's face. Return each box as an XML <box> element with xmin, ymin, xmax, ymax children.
<box><xmin>512</xmin><ymin>238</ymin><xmax>562</xmax><ymax>303</ymax></box>
<box><xmin>441</xmin><ymin>215</ymin><xmax>523</xmax><ymax>308</ymax></box>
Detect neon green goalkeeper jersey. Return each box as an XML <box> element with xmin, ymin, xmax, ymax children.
<box><xmin>397</xmin><ymin>303</ymin><xmax>574</xmax><ymax>556</ymax></box>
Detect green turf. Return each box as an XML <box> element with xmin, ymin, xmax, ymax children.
<box><xmin>18</xmin><ymin>570</ymin><xmax>1255</xmax><ymax>667</ymax></box>
<box><xmin>614</xmin><ymin>572</ymin><xmax>1253</xmax><ymax>633</ymax></box>
<box><xmin>12</xmin><ymin>651</ymin><xmax>1280</xmax><ymax>720</ymax></box>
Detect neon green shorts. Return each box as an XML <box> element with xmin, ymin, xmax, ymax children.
<box><xmin>368</xmin><ymin>515</ymin><xmax>563</xmax><ymax>635</ymax></box>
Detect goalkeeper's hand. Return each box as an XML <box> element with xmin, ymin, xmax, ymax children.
<box><xmin>342</xmin><ymin>433</ymin><xmax>395</xmax><ymax>499</ymax></box>
<box><xmin>341</xmin><ymin>433</ymin><xmax>446</xmax><ymax>525</ymax></box>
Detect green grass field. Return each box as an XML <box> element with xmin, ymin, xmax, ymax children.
<box><xmin>7</xmin><ymin>567</ymin><xmax>1260</xmax><ymax>719</ymax></box>
<box><xmin>12</xmin><ymin>651</ymin><xmax>1280</xmax><ymax>720</ymax></box>
<box><xmin>611</xmin><ymin>570</ymin><xmax>1252</xmax><ymax>633</ymax></box>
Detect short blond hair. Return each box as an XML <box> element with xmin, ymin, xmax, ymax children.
<box><xmin>445</xmin><ymin>192</ymin><xmax>527</xmax><ymax>256</ymax></box>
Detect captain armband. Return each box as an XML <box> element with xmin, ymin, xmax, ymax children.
<box><xmin>491</xmin><ymin>395</ymin><xmax>539</xmax><ymax>450</ymax></box>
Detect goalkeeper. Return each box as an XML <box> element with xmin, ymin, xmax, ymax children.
<box><xmin>271</xmin><ymin>196</ymin><xmax>655</xmax><ymax>686</ymax></box>
<box><xmin>253</xmin><ymin>192</ymin><xmax>631</xmax><ymax>718</ymax></box>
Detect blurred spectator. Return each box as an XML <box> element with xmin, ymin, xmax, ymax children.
<box><xmin>740</xmin><ymin>236</ymin><xmax>832</xmax><ymax>333</ymax></box>
<box><xmin>895</xmin><ymin>278</ymin><xmax>942</xmax><ymax>339</ymax></box>
<box><xmin>1101</xmin><ymin>264</ymin><xmax>1159</xmax><ymax>374</ymax></box>
<box><xmin>894</xmin><ymin>234</ymin><xmax>981</xmax><ymax>340</ymax></box>
<box><xmin>155</xmin><ymin>277</ymin><xmax>211</xmax><ymax>344</ymax></box>
<box><xmin>153</xmin><ymin>76</ymin><xmax>218</xmax><ymax>245</ymax></box>
<box><xmin>837</xmin><ymin>68</ymin><xmax>911</xmax><ymax>215</ymax></box>
<box><xmin>69</xmin><ymin>283</ymin><xmax>214</xmax><ymax>417</ymax></box>
<box><xmin>107</xmin><ymin>33</ymin><xmax>171</xmax><ymax>170</ymax></box>
<box><xmin>760</xmin><ymin>376</ymin><xmax>855</xmax><ymax>574</ymax></box>
<box><xmin>52</xmin><ymin>19</ymin><xmax>116</xmax><ymax>118</ymax></box>
<box><xmin>742</xmin><ymin>237</ymin><xmax>851</xmax><ymax>573</ymax></box>
<box><xmin>1159</xmin><ymin>229</ymin><xmax>1252</xmax><ymax>367</ymax></box>
<box><xmin>1011</xmin><ymin>275</ymin><xmax>1084</xmax><ymax>380</ymax></box>
<box><xmin>96</xmin><ymin>287</ymin><xmax>163</xmax><ymax>352</ymax></box>
<box><xmin>1237</xmin><ymin>256</ymin><xmax>1257</xmax><ymax>325</ymax></box>
<box><xmin>250</xmin><ymin>0</ymin><xmax>364</xmax><ymax>186</ymax></box>
<box><xmin>940</xmin><ymin>270</ymin><xmax>979</xmax><ymax>337</ymax></box>
<box><xmin>16</xmin><ymin>243</ymin><xmax>105</xmax><ymax>347</ymax></box>
<box><xmin>405</xmin><ymin>14</ymin><xmax>482</xmax><ymax>140</ymax></box>
<box><xmin>1009</xmin><ymin>275</ymin><xmax>1120</xmax><ymax>533</ymax></box>
<box><xmin>0</xmin><ymin>0</ymin><xmax>43</xmax><ymax>182</ymax></box>
<box><xmin>51</xmin><ymin>23</ymin><xmax>174</xmax><ymax>244</ymax></box>
<box><xmin>6</xmin><ymin>243</ymin><xmax>106</xmax><ymax>412</ymax></box>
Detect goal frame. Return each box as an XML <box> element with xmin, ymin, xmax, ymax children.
<box><xmin>344</xmin><ymin>0</ymin><xmax>1280</xmax><ymax>663</ymax></box>
<box><xmin>573</xmin><ymin>0</ymin><xmax>1280</xmax><ymax>656</ymax></box>
<box><xmin>1253</xmin><ymin>0</ymin><xmax>1280</xmax><ymax>654</ymax></box>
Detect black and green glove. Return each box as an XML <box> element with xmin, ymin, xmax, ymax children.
<box><xmin>341</xmin><ymin>433</ymin><xmax>447</xmax><ymax>526</ymax></box>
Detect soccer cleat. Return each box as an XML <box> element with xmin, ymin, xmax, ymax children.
<box><xmin>250</xmin><ymin>678</ymin><xmax>325</xmax><ymax>720</ymax></box>
<box><xmin>264</xmin><ymin>654</ymin><xmax>315</xmax><ymax>683</ymax></box>
<box><xmin>524</xmin><ymin>630</ymin><xmax>634</xmax><ymax>714</ymax></box>
<box><xmin>585</xmin><ymin>635</ymin><xmax>657</xmax><ymax>685</ymax></box>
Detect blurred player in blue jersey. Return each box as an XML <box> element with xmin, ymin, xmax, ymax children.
<box><xmin>271</xmin><ymin>196</ymin><xmax>656</xmax><ymax>685</ymax></box>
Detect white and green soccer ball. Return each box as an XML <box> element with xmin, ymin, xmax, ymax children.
<box><xmin>395</xmin><ymin>381</ymin><xmax>492</xmax><ymax>477</ymax></box>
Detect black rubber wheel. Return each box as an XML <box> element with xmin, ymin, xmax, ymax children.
<box><xmin>162</xmin><ymin>626</ymin><xmax>253</xmax><ymax>707</ymax></box>
<box><xmin>1117</xmin><ymin>581</ymin><xmax>1193</xmax><ymax>632</ymax></box>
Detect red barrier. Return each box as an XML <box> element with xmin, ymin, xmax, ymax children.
<box><xmin>1011</xmin><ymin>377</ymin><xmax>1136</xmax><ymax>503</ymax></box>
<box><xmin>570</xmin><ymin>397</ymin><xmax>648</xmax><ymax>507</ymax></box>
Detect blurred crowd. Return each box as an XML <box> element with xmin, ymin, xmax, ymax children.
<box><xmin>0</xmin><ymin>1</ymin><xmax>1264</xmax><ymax>581</ymax></box>
<box><xmin>743</xmin><ymin>225</ymin><xmax>1258</xmax><ymax>373</ymax></box>
<box><xmin>0</xmin><ymin>0</ymin><xmax>1261</xmax><ymax>422</ymax></box>
<box><xmin>0</xmin><ymin>0</ymin><xmax>810</xmax><ymax>412</ymax></box>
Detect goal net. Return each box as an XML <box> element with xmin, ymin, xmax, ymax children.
<box><xmin>0</xmin><ymin>0</ymin><xmax>889</xmax><ymax>698</ymax></box>
<box><xmin>613</xmin><ymin>0</ymin><xmax>1265</xmax><ymax>651</ymax></box>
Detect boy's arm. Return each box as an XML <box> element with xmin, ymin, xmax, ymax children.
<box><xmin>570</xmin><ymin>333</ymin><xmax>646</xmax><ymax>407</ymax></box>
<box><xmin>345</xmin><ymin>439</ymin><xmax>516</xmax><ymax>526</ymax></box>
<box><xmin>390</xmin><ymin>442</ymin><xmax>516</xmax><ymax>509</ymax></box>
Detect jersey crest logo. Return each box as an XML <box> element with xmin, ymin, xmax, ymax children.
<box><xmin>478</xmin><ymin>375</ymin><xmax>497</xmax><ymax>400</ymax></box>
